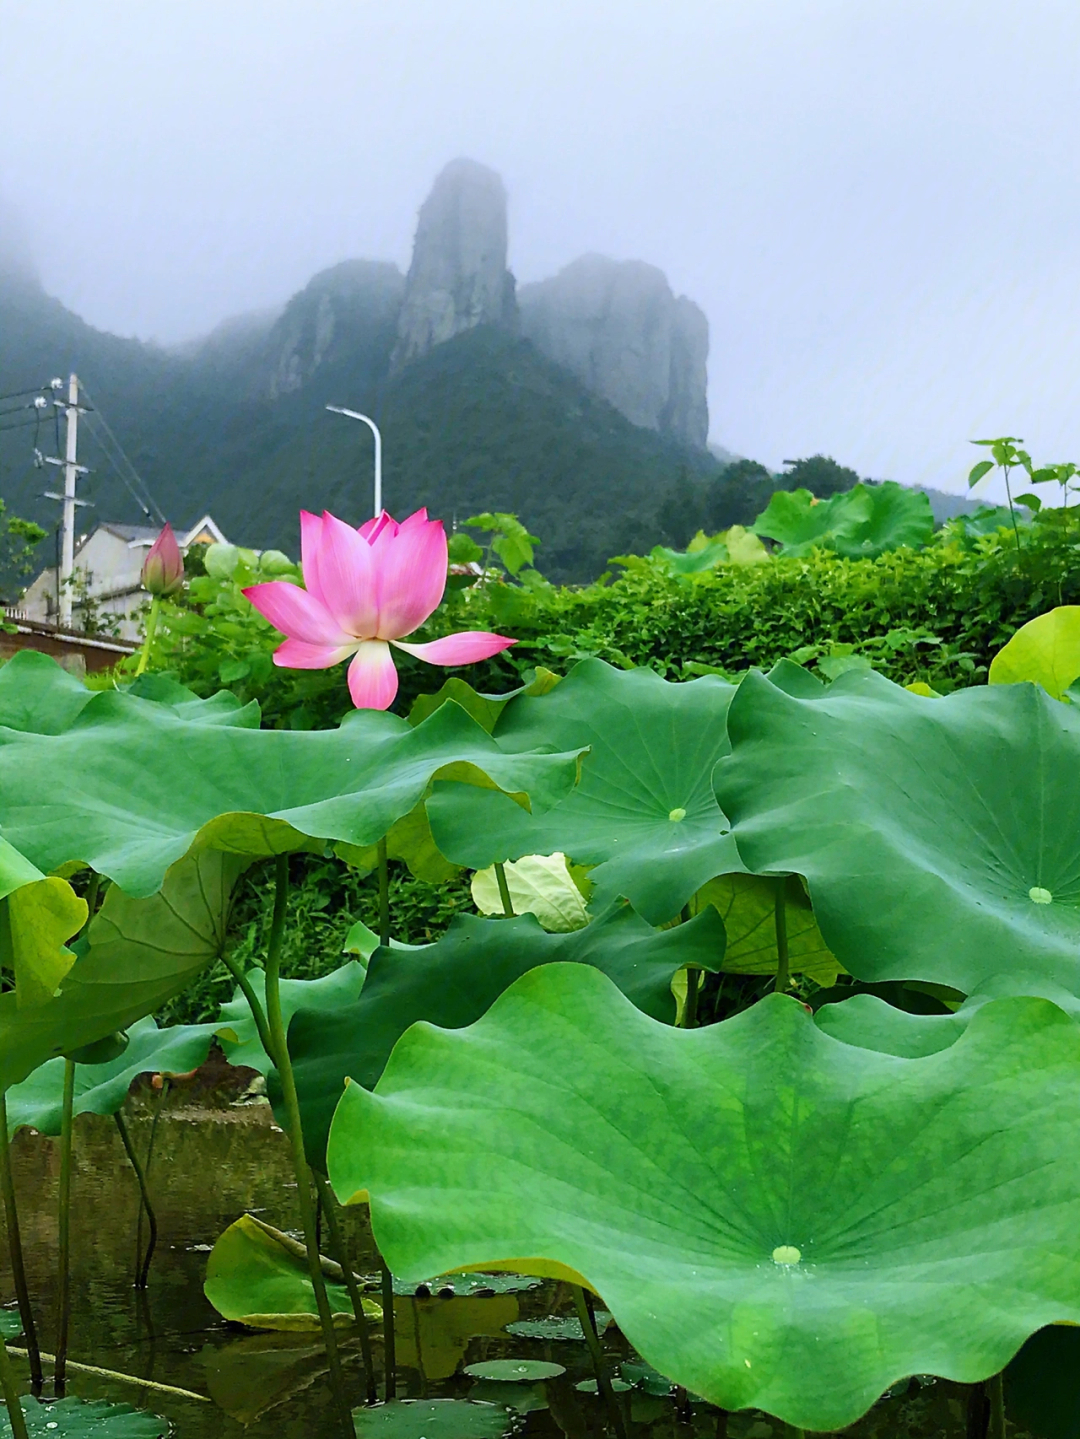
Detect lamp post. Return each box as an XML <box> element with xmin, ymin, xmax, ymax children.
<box><xmin>325</xmin><ymin>406</ymin><xmax>382</xmax><ymax>519</ymax></box>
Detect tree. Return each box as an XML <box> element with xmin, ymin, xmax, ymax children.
<box><xmin>780</xmin><ymin>455</ymin><xmax>862</xmax><ymax>499</ymax></box>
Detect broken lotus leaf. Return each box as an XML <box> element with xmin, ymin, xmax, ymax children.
<box><xmin>0</xmin><ymin>851</ymin><xmax>248</xmax><ymax>1093</ymax></box>
<box><xmin>288</xmin><ymin>902</ymin><xmax>726</xmax><ymax>1166</ymax></box>
<box><xmin>428</xmin><ymin>658</ymin><xmax>740</xmax><ymax>924</ymax></box>
<box><xmin>0</xmin><ymin>678</ymin><xmax>584</xmax><ymax>897</ymax></box>
<box><xmin>327</xmin><ymin>963</ymin><xmax>1080</xmax><ymax>1432</ymax></box>
<box><xmin>4</xmin><ymin>1015</ymin><xmax>217</xmax><ymax>1136</ymax></box>
<box><xmin>714</xmin><ymin>666</ymin><xmax>1080</xmax><ymax>993</ymax></box>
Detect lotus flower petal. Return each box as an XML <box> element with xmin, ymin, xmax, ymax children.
<box><xmin>374</xmin><ymin>514</ymin><xmax>449</xmax><ymax>639</ymax></box>
<box><xmin>348</xmin><ymin>640</ymin><xmax>399</xmax><ymax>710</ymax></box>
<box><xmin>142</xmin><ymin>522</ymin><xmax>185</xmax><ymax>597</ymax></box>
<box><xmin>394</xmin><ymin>632</ymin><xmax>517</xmax><ymax>666</ymax></box>
<box><xmin>273</xmin><ymin>637</ymin><xmax>358</xmax><ymax>670</ymax></box>
<box><xmin>359</xmin><ymin>511</ymin><xmax>399</xmax><ymax>542</ymax></box>
<box><xmin>307</xmin><ymin>511</ymin><xmax>380</xmax><ymax>637</ymax></box>
<box><xmin>242</xmin><ymin>580</ymin><xmax>352</xmax><ymax>647</ymax></box>
<box><xmin>299</xmin><ymin>511</ymin><xmax>332</xmax><ymax>611</ymax></box>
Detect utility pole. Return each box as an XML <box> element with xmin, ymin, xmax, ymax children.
<box><xmin>58</xmin><ymin>374</ymin><xmax>80</xmax><ymax>626</ymax></box>
<box><xmin>325</xmin><ymin>406</ymin><xmax>383</xmax><ymax>518</ymax></box>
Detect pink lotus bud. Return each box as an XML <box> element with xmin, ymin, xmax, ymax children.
<box><xmin>142</xmin><ymin>523</ymin><xmax>185</xmax><ymax>596</ymax></box>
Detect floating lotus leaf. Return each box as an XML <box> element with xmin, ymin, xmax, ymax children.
<box><xmin>0</xmin><ymin>851</ymin><xmax>247</xmax><ymax>1092</ymax></box>
<box><xmin>715</xmin><ymin>666</ymin><xmax>1080</xmax><ymax>993</ymax></box>
<box><xmin>328</xmin><ymin>964</ymin><xmax>1080</xmax><ymax>1431</ymax></box>
<box><xmin>217</xmin><ymin>962</ymin><xmax>366</xmax><ymax>1076</ymax></box>
<box><xmin>0</xmin><ymin>679</ymin><xmax>583</xmax><ymax>897</ymax></box>
<box><xmin>0</xmin><ymin>1314</ymin><xmax>20</xmax><ymax>1341</ymax></box>
<box><xmin>204</xmin><ymin>1214</ymin><xmax>380</xmax><ymax>1330</ymax></box>
<box><xmin>463</xmin><ymin>1360</ymin><xmax>565</xmax><ymax>1382</ymax></box>
<box><xmin>5</xmin><ymin>1015</ymin><xmax>217</xmax><ymax>1136</ymax></box>
<box><xmin>692</xmin><ymin>872</ymin><xmax>841</xmax><ymax>984</ymax></box>
<box><xmin>353</xmin><ymin>1400</ymin><xmax>510</xmax><ymax>1439</ymax></box>
<box><xmin>288</xmin><ymin>903</ymin><xmax>726</xmax><ymax>1165</ymax></box>
<box><xmin>0</xmin><ymin>839</ymin><xmax>86</xmax><ymax>1007</ymax></box>
<box><xmin>428</xmin><ymin>660</ymin><xmax>739</xmax><ymax>924</ymax></box>
<box><xmin>472</xmin><ymin>853</ymin><xmax>588</xmax><ymax>931</ymax></box>
<box><xmin>989</xmin><ymin>605</ymin><xmax>1080</xmax><ymax>698</ymax></box>
<box><xmin>752</xmin><ymin>482</ymin><xmax>933</xmax><ymax>559</ymax></box>
<box><xmin>506</xmin><ymin>1311</ymin><xmax>611</xmax><ymax>1340</ymax></box>
<box><xmin>1</xmin><ymin>1398</ymin><xmax>167</xmax><ymax>1438</ymax></box>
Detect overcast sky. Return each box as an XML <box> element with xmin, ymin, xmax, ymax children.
<box><xmin>2</xmin><ymin>0</ymin><xmax>1079</xmax><ymax>499</ymax></box>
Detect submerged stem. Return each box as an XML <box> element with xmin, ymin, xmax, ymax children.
<box><xmin>315</xmin><ymin>1172</ymin><xmax>377</xmax><ymax>1406</ymax></box>
<box><xmin>773</xmin><ymin>878</ymin><xmax>790</xmax><ymax>995</ymax></box>
<box><xmin>0</xmin><ymin>1336</ymin><xmax>28</xmax><ymax>1439</ymax></box>
<box><xmin>261</xmin><ymin>856</ymin><xmax>354</xmax><ymax>1439</ymax></box>
<box><xmin>0</xmin><ymin>1095</ymin><xmax>42</xmax><ymax>1391</ymax></box>
<box><xmin>54</xmin><ymin>1059</ymin><xmax>76</xmax><ymax>1395</ymax></box>
<box><xmin>494</xmin><ymin>861</ymin><xmax>515</xmax><ymax>917</ymax></box>
<box><xmin>988</xmin><ymin>1372</ymin><xmax>1006</xmax><ymax>1439</ymax></box>
<box><xmin>378</xmin><ymin>838</ymin><xmax>390</xmax><ymax>947</ymax></box>
<box><xmin>572</xmin><ymin>1286</ymin><xmax>625</xmax><ymax>1439</ymax></box>
<box><xmin>113</xmin><ymin>1112</ymin><xmax>157</xmax><ymax>1290</ymax></box>
<box><xmin>380</xmin><ymin>1260</ymin><xmax>397</xmax><ymax>1400</ymax></box>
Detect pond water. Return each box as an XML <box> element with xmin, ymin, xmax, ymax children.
<box><xmin>0</xmin><ymin>1087</ymin><xmax>1030</xmax><ymax>1438</ymax></box>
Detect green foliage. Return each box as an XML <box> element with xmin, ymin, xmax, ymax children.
<box><xmin>328</xmin><ymin>966</ymin><xmax>1080</xmax><ymax>1431</ymax></box>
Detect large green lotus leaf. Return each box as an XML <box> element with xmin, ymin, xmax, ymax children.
<box><xmin>816</xmin><ymin>972</ymin><xmax>1080</xmax><ymax>1057</ymax></box>
<box><xmin>353</xmin><ymin>1401</ymin><xmax>510</xmax><ymax>1439</ymax></box>
<box><xmin>428</xmin><ymin>660</ymin><xmax>740</xmax><ymax>925</ymax></box>
<box><xmin>4</xmin><ymin>1015</ymin><xmax>217</xmax><ymax>1137</ymax></box>
<box><xmin>0</xmin><ymin>839</ymin><xmax>86</xmax><ymax>1007</ymax></box>
<box><xmin>288</xmin><ymin>904</ymin><xmax>726</xmax><ymax>1166</ymax></box>
<box><xmin>327</xmin><ymin>964</ymin><xmax>1080</xmax><ymax>1432</ymax></box>
<box><xmin>408</xmin><ymin>670</ymin><xmax>562</xmax><ymax>733</ymax></box>
<box><xmin>989</xmin><ymin>606</ymin><xmax>1080</xmax><ymax>699</ymax></box>
<box><xmin>753</xmin><ymin>483</ymin><xmax>932</xmax><ymax>559</ymax></box>
<box><xmin>0</xmin><ymin>851</ymin><xmax>248</xmax><ymax>1092</ymax></box>
<box><xmin>691</xmin><ymin>872</ymin><xmax>842</xmax><ymax>984</ymax></box>
<box><xmin>2</xmin><ymin>1398</ymin><xmax>167</xmax><ymax>1438</ymax></box>
<box><xmin>0</xmin><ymin>651</ymin><xmax>96</xmax><ymax>733</ymax></box>
<box><xmin>217</xmin><ymin>961</ymin><xmax>366</xmax><ymax>1076</ymax></box>
<box><xmin>0</xmin><ymin>688</ymin><xmax>583</xmax><ymax>898</ymax></box>
<box><xmin>715</xmin><ymin>666</ymin><xmax>1080</xmax><ymax>992</ymax></box>
<box><xmin>204</xmin><ymin>1214</ymin><xmax>380</xmax><ymax>1330</ymax></box>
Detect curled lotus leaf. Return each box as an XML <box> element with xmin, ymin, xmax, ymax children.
<box><xmin>428</xmin><ymin>659</ymin><xmax>740</xmax><ymax>925</ymax></box>
<box><xmin>0</xmin><ymin>838</ymin><xmax>86</xmax><ymax>1007</ymax></box>
<box><xmin>287</xmin><ymin>902</ymin><xmax>726</xmax><ymax>1167</ymax></box>
<box><xmin>0</xmin><ymin>675</ymin><xmax>584</xmax><ymax>898</ymax></box>
<box><xmin>4</xmin><ymin>1015</ymin><xmax>217</xmax><ymax>1137</ymax></box>
<box><xmin>715</xmin><ymin>666</ymin><xmax>1080</xmax><ymax>993</ymax></box>
<box><xmin>472</xmin><ymin>853</ymin><xmax>589</xmax><ymax>932</ymax></box>
<box><xmin>327</xmin><ymin>964</ymin><xmax>1080</xmax><ymax>1431</ymax></box>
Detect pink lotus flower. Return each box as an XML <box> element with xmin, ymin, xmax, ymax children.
<box><xmin>142</xmin><ymin>522</ymin><xmax>185</xmax><ymax>597</ymax></box>
<box><xmin>242</xmin><ymin>508</ymin><xmax>516</xmax><ymax>709</ymax></box>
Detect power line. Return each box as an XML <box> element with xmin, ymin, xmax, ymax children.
<box><xmin>76</xmin><ymin>382</ymin><xmax>166</xmax><ymax>525</ymax></box>
<box><xmin>0</xmin><ymin>385</ymin><xmax>51</xmax><ymax>404</ymax></box>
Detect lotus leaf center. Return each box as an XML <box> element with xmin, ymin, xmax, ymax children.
<box><xmin>771</xmin><ymin>1245</ymin><xmax>801</xmax><ymax>1265</ymax></box>
<box><xmin>1029</xmin><ymin>886</ymin><xmax>1053</xmax><ymax>905</ymax></box>
<box><xmin>668</xmin><ymin>807</ymin><xmax>687</xmax><ymax>822</ymax></box>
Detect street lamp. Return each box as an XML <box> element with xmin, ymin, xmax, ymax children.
<box><xmin>325</xmin><ymin>406</ymin><xmax>383</xmax><ymax>519</ymax></box>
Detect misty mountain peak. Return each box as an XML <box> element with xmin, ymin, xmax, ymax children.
<box><xmin>390</xmin><ymin>158</ymin><xmax>518</xmax><ymax>372</ymax></box>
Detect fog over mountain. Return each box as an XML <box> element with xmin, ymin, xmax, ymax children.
<box><xmin>3</xmin><ymin>0</ymin><xmax>1080</xmax><ymax>504</ymax></box>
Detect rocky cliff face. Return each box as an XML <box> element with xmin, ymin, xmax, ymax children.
<box><xmin>390</xmin><ymin>159</ymin><xmax>517</xmax><ymax>372</ymax></box>
<box><xmin>519</xmin><ymin>255</ymin><xmax>709</xmax><ymax>449</ymax></box>
<box><xmin>252</xmin><ymin>260</ymin><xmax>404</xmax><ymax>398</ymax></box>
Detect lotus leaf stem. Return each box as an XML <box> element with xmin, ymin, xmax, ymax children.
<box><xmin>261</xmin><ymin>855</ymin><xmax>354</xmax><ymax>1439</ymax></box>
<box><xmin>113</xmin><ymin>1111</ymin><xmax>157</xmax><ymax>1289</ymax></box>
<box><xmin>380</xmin><ymin>1259</ymin><xmax>397</xmax><ymax>1400</ymax></box>
<box><xmin>773</xmin><ymin>878</ymin><xmax>790</xmax><ymax>994</ymax></box>
<box><xmin>0</xmin><ymin>1336</ymin><xmax>28</xmax><ymax>1439</ymax></box>
<box><xmin>53</xmin><ymin>1058</ymin><xmax>75</xmax><ymax>1395</ymax></box>
<box><xmin>494</xmin><ymin>861</ymin><xmax>515</xmax><ymax>917</ymax></box>
<box><xmin>989</xmin><ymin>1372</ymin><xmax>1006</xmax><ymax>1439</ymax></box>
<box><xmin>219</xmin><ymin>953</ymin><xmax>274</xmax><ymax>1060</ymax></box>
<box><xmin>0</xmin><ymin>1094</ymin><xmax>42</xmax><ymax>1391</ymax></box>
<box><xmin>134</xmin><ymin>595</ymin><xmax>161</xmax><ymax>677</ymax></box>
<box><xmin>378</xmin><ymin>837</ymin><xmax>390</xmax><ymax>946</ymax></box>
<box><xmin>682</xmin><ymin>968</ymin><xmax>700</xmax><ymax>1028</ymax></box>
<box><xmin>571</xmin><ymin>1284</ymin><xmax>626</xmax><ymax>1439</ymax></box>
<box><xmin>314</xmin><ymin>1172</ymin><xmax>377</xmax><ymax>1405</ymax></box>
